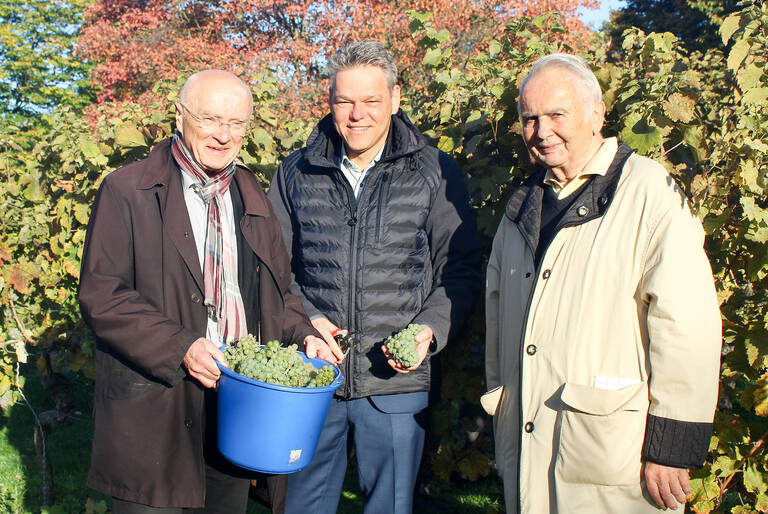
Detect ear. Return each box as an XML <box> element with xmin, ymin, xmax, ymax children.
<box><xmin>174</xmin><ymin>102</ymin><xmax>184</xmax><ymax>135</ymax></box>
<box><xmin>390</xmin><ymin>84</ymin><xmax>401</xmax><ymax>115</ymax></box>
<box><xmin>592</xmin><ymin>101</ymin><xmax>606</xmax><ymax>134</ymax></box>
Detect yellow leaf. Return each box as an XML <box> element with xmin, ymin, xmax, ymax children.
<box><xmin>727</xmin><ymin>39</ymin><xmax>751</xmax><ymax>72</ymax></box>
<box><xmin>663</xmin><ymin>92</ymin><xmax>696</xmax><ymax>123</ymax></box>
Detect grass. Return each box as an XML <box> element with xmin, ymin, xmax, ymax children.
<box><xmin>1</xmin><ymin>366</ymin><xmax>504</xmax><ymax>513</ymax></box>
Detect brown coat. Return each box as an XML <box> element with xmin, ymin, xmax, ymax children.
<box><xmin>79</xmin><ymin>139</ymin><xmax>315</xmax><ymax>507</ymax></box>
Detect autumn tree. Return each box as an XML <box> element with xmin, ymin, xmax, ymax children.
<box><xmin>78</xmin><ymin>0</ymin><xmax>598</xmax><ymax>118</ymax></box>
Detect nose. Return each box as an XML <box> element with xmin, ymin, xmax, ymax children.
<box><xmin>210</xmin><ymin>123</ymin><xmax>232</xmax><ymax>142</ymax></box>
<box><xmin>349</xmin><ymin>103</ymin><xmax>365</xmax><ymax>121</ymax></box>
<box><xmin>535</xmin><ymin>117</ymin><xmax>553</xmax><ymax>139</ymax></box>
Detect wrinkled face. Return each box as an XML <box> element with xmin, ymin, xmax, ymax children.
<box><xmin>519</xmin><ymin>68</ymin><xmax>605</xmax><ymax>180</ymax></box>
<box><xmin>331</xmin><ymin>65</ymin><xmax>401</xmax><ymax>167</ymax></box>
<box><xmin>175</xmin><ymin>73</ymin><xmax>252</xmax><ymax>175</ymax></box>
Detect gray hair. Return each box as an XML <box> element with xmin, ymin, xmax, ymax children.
<box><xmin>518</xmin><ymin>53</ymin><xmax>602</xmax><ymax>113</ymax></box>
<box><xmin>327</xmin><ymin>40</ymin><xmax>398</xmax><ymax>93</ymax></box>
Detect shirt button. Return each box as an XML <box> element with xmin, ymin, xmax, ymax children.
<box><xmin>191</xmin><ymin>293</ymin><xmax>201</xmax><ymax>304</ymax></box>
<box><xmin>526</xmin><ymin>344</ymin><xmax>537</xmax><ymax>355</ymax></box>
<box><xmin>524</xmin><ymin>421</ymin><xmax>534</xmax><ymax>433</ymax></box>
<box><xmin>542</xmin><ymin>269</ymin><xmax>551</xmax><ymax>279</ymax></box>
<box><xmin>577</xmin><ymin>205</ymin><xmax>588</xmax><ymax>217</ymax></box>
<box><xmin>525</xmin><ymin>272</ymin><xmax>531</xmax><ymax>278</ymax></box>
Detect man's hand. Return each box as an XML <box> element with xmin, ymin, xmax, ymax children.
<box><xmin>644</xmin><ymin>462</ymin><xmax>691</xmax><ymax>510</ymax></box>
<box><xmin>304</xmin><ymin>335</ymin><xmax>342</xmax><ymax>365</ymax></box>
<box><xmin>382</xmin><ymin>325</ymin><xmax>433</xmax><ymax>374</ymax></box>
<box><xmin>183</xmin><ymin>337</ymin><xmax>227</xmax><ymax>389</ymax></box>
<box><xmin>309</xmin><ymin>317</ymin><xmax>346</xmax><ymax>362</ymax></box>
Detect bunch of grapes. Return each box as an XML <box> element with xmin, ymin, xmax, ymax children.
<box><xmin>224</xmin><ymin>337</ymin><xmax>336</xmax><ymax>388</ymax></box>
<box><xmin>385</xmin><ymin>324</ymin><xmax>422</xmax><ymax>368</ymax></box>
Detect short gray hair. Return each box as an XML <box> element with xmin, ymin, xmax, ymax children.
<box><xmin>518</xmin><ymin>53</ymin><xmax>602</xmax><ymax>112</ymax></box>
<box><xmin>327</xmin><ymin>40</ymin><xmax>398</xmax><ymax>93</ymax></box>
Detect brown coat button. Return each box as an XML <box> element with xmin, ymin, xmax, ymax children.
<box><xmin>526</xmin><ymin>344</ymin><xmax>537</xmax><ymax>355</ymax></box>
<box><xmin>524</xmin><ymin>422</ymin><xmax>534</xmax><ymax>433</ymax></box>
<box><xmin>191</xmin><ymin>293</ymin><xmax>201</xmax><ymax>304</ymax></box>
<box><xmin>542</xmin><ymin>269</ymin><xmax>551</xmax><ymax>279</ymax></box>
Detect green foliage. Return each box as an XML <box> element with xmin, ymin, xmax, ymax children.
<box><xmin>607</xmin><ymin>0</ymin><xmax>741</xmax><ymax>52</ymax></box>
<box><xmin>0</xmin><ymin>0</ymin><xmax>94</xmax><ymax>124</ymax></box>
<box><xmin>1</xmin><ymin>3</ymin><xmax>768</xmax><ymax>508</ymax></box>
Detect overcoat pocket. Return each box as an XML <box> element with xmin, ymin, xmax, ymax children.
<box><xmin>556</xmin><ymin>381</ymin><xmax>648</xmax><ymax>486</ymax></box>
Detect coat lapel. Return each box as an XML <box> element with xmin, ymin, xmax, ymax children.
<box><xmin>138</xmin><ymin>140</ymin><xmax>204</xmax><ymax>293</ymax></box>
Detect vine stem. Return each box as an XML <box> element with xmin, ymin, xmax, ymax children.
<box><xmin>719</xmin><ymin>428</ymin><xmax>768</xmax><ymax>498</ymax></box>
<box><xmin>9</xmin><ymin>294</ymin><xmax>34</xmax><ymax>344</ymax></box>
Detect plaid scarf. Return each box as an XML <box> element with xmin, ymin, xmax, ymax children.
<box><xmin>171</xmin><ymin>134</ymin><xmax>247</xmax><ymax>345</ymax></box>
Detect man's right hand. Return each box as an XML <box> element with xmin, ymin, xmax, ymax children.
<box><xmin>183</xmin><ymin>337</ymin><xmax>227</xmax><ymax>388</ymax></box>
<box><xmin>311</xmin><ymin>317</ymin><xmax>346</xmax><ymax>362</ymax></box>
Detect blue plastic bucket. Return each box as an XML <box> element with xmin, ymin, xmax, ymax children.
<box><xmin>216</xmin><ymin>352</ymin><xmax>343</xmax><ymax>474</ymax></box>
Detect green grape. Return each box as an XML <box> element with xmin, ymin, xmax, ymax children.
<box><xmin>223</xmin><ymin>336</ymin><xmax>337</xmax><ymax>388</ymax></box>
<box><xmin>385</xmin><ymin>324</ymin><xmax>422</xmax><ymax>368</ymax></box>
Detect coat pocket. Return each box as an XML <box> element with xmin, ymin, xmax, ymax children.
<box><xmin>556</xmin><ymin>381</ymin><xmax>648</xmax><ymax>486</ymax></box>
<box><xmin>106</xmin><ymin>357</ymin><xmax>163</xmax><ymax>400</ymax></box>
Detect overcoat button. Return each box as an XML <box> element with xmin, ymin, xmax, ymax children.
<box><xmin>598</xmin><ymin>196</ymin><xmax>608</xmax><ymax>208</ymax></box>
<box><xmin>347</xmin><ymin>217</ymin><xmax>357</xmax><ymax>226</ymax></box>
<box><xmin>526</xmin><ymin>344</ymin><xmax>537</xmax><ymax>355</ymax></box>
<box><xmin>191</xmin><ymin>293</ymin><xmax>201</xmax><ymax>304</ymax></box>
<box><xmin>577</xmin><ymin>205</ymin><xmax>588</xmax><ymax>217</ymax></box>
<box><xmin>184</xmin><ymin>419</ymin><xmax>193</xmax><ymax>429</ymax></box>
<box><xmin>525</xmin><ymin>272</ymin><xmax>532</xmax><ymax>278</ymax></box>
<box><xmin>542</xmin><ymin>269</ymin><xmax>551</xmax><ymax>279</ymax></box>
<box><xmin>184</xmin><ymin>231</ymin><xmax>190</xmax><ymax>238</ymax></box>
<box><xmin>524</xmin><ymin>421</ymin><xmax>534</xmax><ymax>433</ymax></box>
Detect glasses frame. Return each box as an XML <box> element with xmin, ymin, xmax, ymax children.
<box><xmin>178</xmin><ymin>102</ymin><xmax>252</xmax><ymax>137</ymax></box>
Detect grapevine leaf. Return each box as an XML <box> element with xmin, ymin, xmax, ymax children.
<box><xmin>727</xmin><ymin>39</ymin><xmax>750</xmax><ymax>72</ymax></box>
<box><xmin>620</xmin><ymin>113</ymin><xmax>661</xmax><ymax>154</ymax></box>
<box><xmin>737</xmin><ymin>64</ymin><xmax>764</xmax><ymax>91</ymax></box>
<box><xmin>742</xmin><ymin>87</ymin><xmax>768</xmax><ymax>105</ymax></box>
<box><xmin>720</xmin><ymin>13</ymin><xmax>742</xmax><ymax>45</ymax></box>
<box><xmin>74</xmin><ymin>203</ymin><xmax>90</xmax><ymax>225</ymax></box>
<box><xmin>114</xmin><ymin>124</ymin><xmax>146</xmax><ymax>149</ymax></box>
<box><xmin>8</xmin><ymin>264</ymin><xmax>33</xmax><ymax>294</ymax></box>
<box><xmin>0</xmin><ymin>374</ymin><xmax>10</xmax><ymax>397</ymax></box>
<box><xmin>663</xmin><ymin>92</ymin><xmax>696</xmax><ymax>123</ymax></box>
<box><xmin>423</xmin><ymin>48</ymin><xmax>442</xmax><ymax>66</ymax></box>
<box><xmin>456</xmin><ymin>448</ymin><xmax>490</xmax><ymax>481</ymax></box>
<box><xmin>744</xmin><ymin>463</ymin><xmax>768</xmax><ymax>494</ymax></box>
<box><xmin>753</xmin><ymin>373</ymin><xmax>768</xmax><ymax>417</ymax></box>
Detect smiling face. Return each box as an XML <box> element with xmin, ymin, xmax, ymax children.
<box><xmin>330</xmin><ymin>65</ymin><xmax>401</xmax><ymax>169</ymax></box>
<box><xmin>175</xmin><ymin>71</ymin><xmax>252</xmax><ymax>176</ymax></box>
<box><xmin>519</xmin><ymin>67</ymin><xmax>606</xmax><ymax>182</ymax></box>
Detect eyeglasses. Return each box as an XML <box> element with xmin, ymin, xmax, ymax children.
<box><xmin>178</xmin><ymin>102</ymin><xmax>251</xmax><ymax>137</ymax></box>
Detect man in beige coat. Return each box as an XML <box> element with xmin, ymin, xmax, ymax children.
<box><xmin>484</xmin><ymin>54</ymin><xmax>722</xmax><ymax>513</ymax></box>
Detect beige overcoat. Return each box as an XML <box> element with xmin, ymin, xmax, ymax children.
<box><xmin>485</xmin><ymin>139</ymin><xmax>722</xmax><ymax>513</ymax></box>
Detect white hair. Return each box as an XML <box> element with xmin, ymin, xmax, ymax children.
<box><xmin>518</xmin><ymin>53</ymin><xmax>603</xmax><ymax>114</ymax></box>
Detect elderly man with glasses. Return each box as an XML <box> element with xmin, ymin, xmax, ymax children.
<box><xmin>79</xmin><ymin>70</ymin><xmax>330</xmax><ymax>513</ymax></box>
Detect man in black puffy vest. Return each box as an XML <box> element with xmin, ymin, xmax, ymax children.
<box><xmin>267</xmin><ymin>40</ymin><xmax>481</xmax><ymax>513</ymax></box>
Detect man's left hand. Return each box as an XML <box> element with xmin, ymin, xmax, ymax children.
<box><xmin>644</xmin><ymin>462</ymin><xmax>691</xmax><ymax>510</ymax></box>
<box><xmin>382</xmin><ymin>325</ymin><xmax>433</xmax><ymax>374</ymax></box>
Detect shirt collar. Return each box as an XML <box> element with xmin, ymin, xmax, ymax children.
<box><xmin>543</xmin><ymin>137</ymin><xmax>618</xmax><ymax>198</ymax></box>
<box><xmin>337</xmin><ymin>144</ymin><xmax>385</xmax><ymax>173</ymax></box>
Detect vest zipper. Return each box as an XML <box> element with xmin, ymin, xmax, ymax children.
<box><xmin>375</xmin><ymin>172</ymin><xmax>389</xmax><ymax>243</ymax></box>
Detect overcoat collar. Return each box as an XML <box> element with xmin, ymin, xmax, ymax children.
<box><xmin>505</xmin><ymin>142</ymin><xmax>636</xmax><ymax>255</ymax></box>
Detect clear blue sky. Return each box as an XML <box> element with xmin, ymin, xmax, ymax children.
<box><xmin>580</xmin><ymin>0</ymin><xmax>627</xmax><ymax>29</ymax></box>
